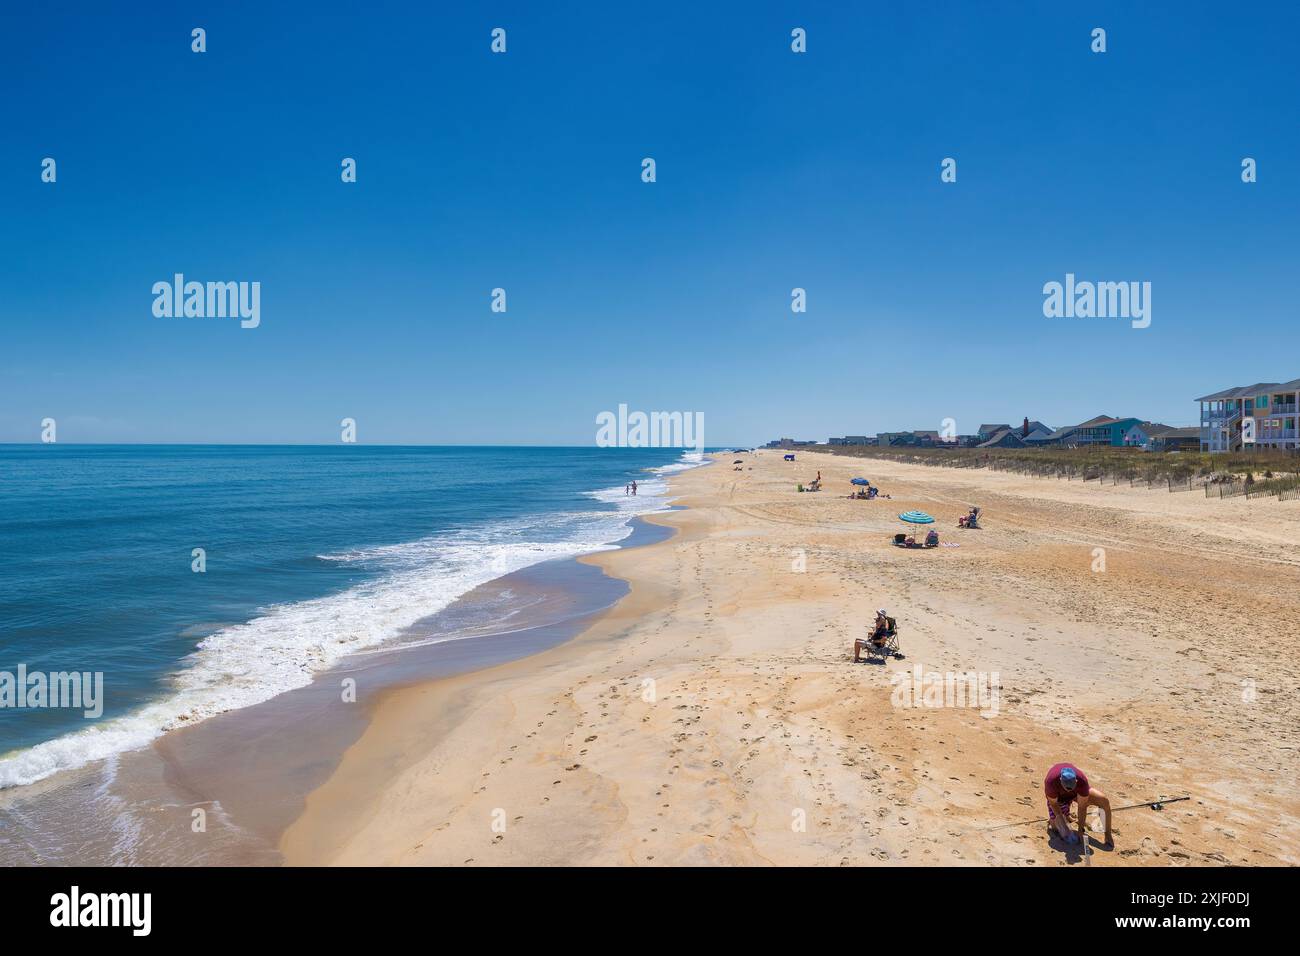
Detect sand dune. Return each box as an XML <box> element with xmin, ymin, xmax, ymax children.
<box><xmin>281</xmin><ymin>450</ymin><xmax>1300</xmax><ymax>866</ymax></box>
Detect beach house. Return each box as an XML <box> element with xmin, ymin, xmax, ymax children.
<box><xmin>976</xmin><ymin>424</ymin><xmax>1011</xmax><ymax>443</ymax></box>
<box><xmin>972</xmin><ymin>419</ymin><xmax>1052</xmax><ymax>446</ymax></box>
<box><xmin>1069</xmin><ymin>415</ymin><xmax>1144</xmax><ymax>447</ymax></box>
<box><xmin>1150</xmin><ymin>427</ymin><xmax>1201</xmax><ymax>452</ymax></box>
<box><xmin>1123</xmin><ymin>422</ymin><xmax>1170</xmax><ymax>448</ymax></box>
<box><xmin>977</xmin><ymin>427</ymin><xmax>1026</xmax><ymax>448</ymax></box>
<box><xmin>1197</xmin><ymin>379</ymin><xmax>1300</xmax><ymax>452</ymax></box>
<box><xmin>1124</xmin><ymin>422</ymin><xmax>1200</xmax><ymax>452</ymax></box>
<box><xmin>1032</xmin><ymin>425</ymin><xmax>1080</xmax><ymax>446</ymax></box>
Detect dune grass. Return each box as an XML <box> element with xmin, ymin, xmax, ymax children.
<box><xmin>815</xmin><ymin>443</ymin><xmax>1300</xmax><ymax>495</ymax></box>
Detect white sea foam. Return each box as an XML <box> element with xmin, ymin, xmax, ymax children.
<box><xmin>0</xmin><ymin>453</ymin><xmax>708</xmax><ymax>790</ymax></box>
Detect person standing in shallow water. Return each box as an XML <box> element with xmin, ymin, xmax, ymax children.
<box><xmin>631</xmin><ymin>481</ymin><xmax>637</xmax><ymax>496</ymax></box>
<box><xmin>625</xmin><ymin>483</ymin><xmax>629</xmax><ymax>496</ymax></box>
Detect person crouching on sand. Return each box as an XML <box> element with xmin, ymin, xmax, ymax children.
<box><xmin>1044</xmin><ymin>763</ymin><xmax>1113</xmax><ymax>847</ymax></box>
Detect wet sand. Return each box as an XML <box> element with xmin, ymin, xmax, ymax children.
<box><xmin>281</xmin><ymin>450</ymin><xmax>1300</xmax><ymax>866</ymax></box>
<box><xmin>0</xmin><ymin>520</ymin><xmax>670</xmax><ymax>865</ymax></box>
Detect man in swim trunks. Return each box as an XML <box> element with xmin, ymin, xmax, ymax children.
<box><xmin>1044</xmin><ymin>763</ymin><xmax>1113</xmax><ymax>846</ymax></box>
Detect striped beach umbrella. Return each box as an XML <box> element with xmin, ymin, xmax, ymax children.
<box><xmin>898</xmin><ymin>510</ymin><xmax>935</xmax><ymax>525</ymax></box>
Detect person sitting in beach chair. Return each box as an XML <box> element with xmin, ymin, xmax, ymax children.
<box><xmin>853</xmin><ymin>610</ymin><xmax>898</xmax><ymax>661</ymax></box>
<box><xmin>959</xmin><ymin>506</ymin><xmax>981</xmax><ymax>529</ymax></box>
<box><xmin>924</xmin><ymin>529</ymin><xmax>939</xmax><ymax>547</ymax></box>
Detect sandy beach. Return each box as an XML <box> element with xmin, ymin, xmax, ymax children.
<box><xmin>280</xmin><ymin>450</ymin><xmax>1300</xmax><ymax>866</ymax></box>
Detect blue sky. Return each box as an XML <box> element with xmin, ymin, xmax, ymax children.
<box><xmin>2</xmin><ymin>1</ymin><xmax>1296</xmax><ymax>444</ymax></box>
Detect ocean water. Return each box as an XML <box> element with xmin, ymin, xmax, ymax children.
<box><xmin>0</xmin><ymin>445</ymin><xmax>704</xmax><ymax>792</ymax></box>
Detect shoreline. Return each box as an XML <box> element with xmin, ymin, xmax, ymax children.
<box><xmin>278</xmin><ymin>505</ymin><xmax>693</xmax><ymax>865</ymax></box>
<box><xmin>281</xmin><ymin>450</ymin><xmax>1299</xmax><ymax>866</ymax></box>
<box><xmin>0</xmin><ymin>513</ymin><xmax>680</xmax><ymax>866</ymax></box>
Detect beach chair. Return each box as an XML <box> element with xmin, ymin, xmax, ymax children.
<box><xmin>864</xmin><ymin>619</ymin><xmax>900</xmax><ymax>659</ymax></box>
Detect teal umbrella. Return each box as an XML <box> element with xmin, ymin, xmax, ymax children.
<box><xmin>899</xmin><ymin>510</ymin><xmax>934</xmax><ymax>525</ymax></box>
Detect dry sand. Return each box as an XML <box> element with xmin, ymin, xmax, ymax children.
<box><xmin>280</xmin><ymin>450</ymin><xmax>1300</xmax><ymax>866</ymax></box>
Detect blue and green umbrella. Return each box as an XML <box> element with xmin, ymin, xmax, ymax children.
<box><xmin>898</xmin><ymin>510</ymin><xmax>934</xmax><ymax>525</ymax></box>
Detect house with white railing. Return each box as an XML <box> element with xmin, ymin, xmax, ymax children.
<box><xmin>1197</xmin><ymin>378</ymin><xmax>1300</xmax><ymax>452</ymax></box>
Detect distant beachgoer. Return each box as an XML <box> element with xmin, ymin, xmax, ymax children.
<box><xmin>854</xmin><ymin>609</ymin><xmax>895</xmax><ymax>661</ymax></box>
<box><xmin>631</xmin><ymin>481</ymin><xmax>638</xmax><ymax>496</ymax></box>
<box><xmin>625</xmin><ymin>484</ymin><xmax>630</xmax><ymax>496</ymax></box>
<box><xmin>1044</xmin><ymin>763</ymin><xmax>1113</xmax><ymax>846</ymax></box>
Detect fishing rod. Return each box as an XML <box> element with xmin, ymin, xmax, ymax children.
<box><xmin>981</xmin><ymin>795</ymin><xmax>1190</xmax><ymax>832</ymax></box>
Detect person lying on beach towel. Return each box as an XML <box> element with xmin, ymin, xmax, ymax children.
<box><xmin>1044</xmin><ymin>763</ymin><xmax>1113</xmax><ymax>847</ymax></box>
